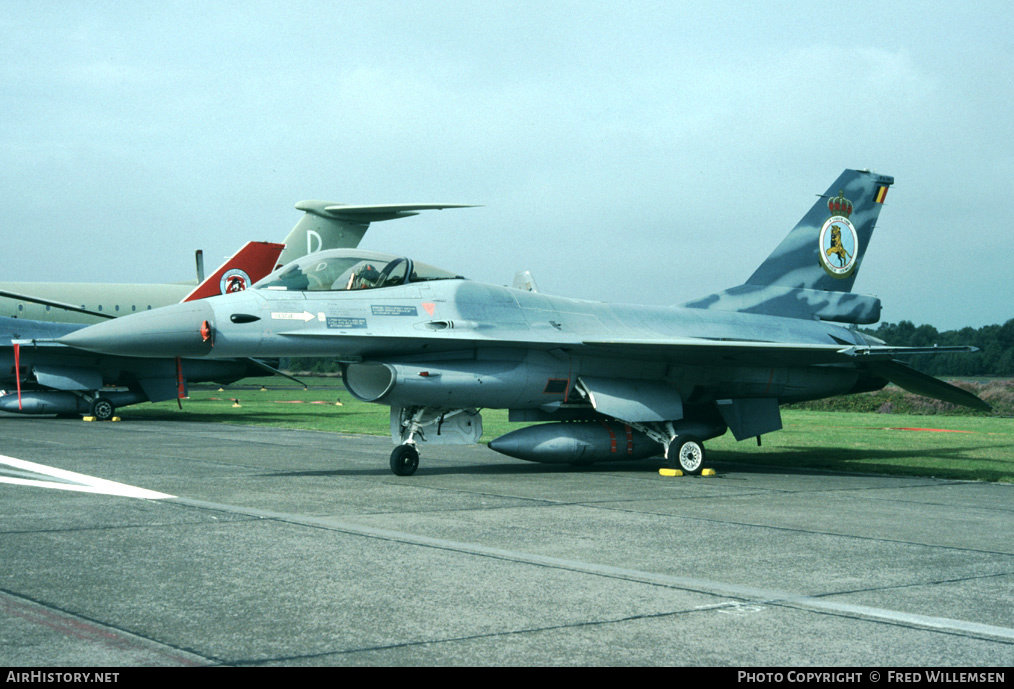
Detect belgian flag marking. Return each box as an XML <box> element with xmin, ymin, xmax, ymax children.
<box><xmin>875</xmin><ymin>186</ymin><xmax>889</xmax><ymax>204</ymax></box>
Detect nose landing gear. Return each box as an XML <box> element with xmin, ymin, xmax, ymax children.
<box><xmin>390</xmin><ymin>444</ymin><xmax>420</xmax><ymax>476</ymax></box>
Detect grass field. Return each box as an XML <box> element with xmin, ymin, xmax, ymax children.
<box><xmin>122</xmin><ymin>376</ymin><xmax>1014</xmax><ymax>483</ymax></box>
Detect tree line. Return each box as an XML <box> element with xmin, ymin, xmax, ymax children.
<box><xmin>863</xmin><ymin>319</ymin><xmax>1014</xmax><ymax>376</ymax></box>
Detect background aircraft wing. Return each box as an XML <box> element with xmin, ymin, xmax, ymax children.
<box><xmin>0</xmin><ymin>289</ymin><xmax>115</xmax><ymax>320</ymax></box>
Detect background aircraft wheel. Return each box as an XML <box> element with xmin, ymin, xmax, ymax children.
<box><xmin>90</xmin><ymin>398</ymin><xmax>115</xmax><ymax>421</ymax></box>
<box><xmin>390</xmin><ymin>444</ymin><xmax>419</xmax><ymax>476</ymax></box>
<box><xmin>670</xmin><ymin>437</ymin><xmax>705</xmax><ymax>475</ymax></box>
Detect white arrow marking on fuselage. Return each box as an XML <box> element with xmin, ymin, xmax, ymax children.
<box><xmin>0</xmin><ymin>454</ymin><xmax>175</xmax><ymax>500</ymax></box>
<box><xmin>270</xmin><ymin>311</ymin><xmax>315</xmax><ymax>322</ymax></box>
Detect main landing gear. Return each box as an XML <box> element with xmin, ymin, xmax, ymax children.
<box><xmin>613</xmin><ymin>418</ymin><xmax>709</xmax><ymax>475</ymax></box>
<box><xmin>90</xmin><ymin>397</ymin><xmax>116</xmax><ymax>421</ymax></box>
<box><xmin>668</xmin><ymin>436</ymin><xmax>705</xmax><ymax>475</ymax></box>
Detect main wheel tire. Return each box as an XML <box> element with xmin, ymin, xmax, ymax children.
<box><xmin>390</xmin><ymin>444</ymin><xmax>419</xmax><ymax>476</ymax></box>
<box><xmin>90</xmin><ymin>398</ymin><xmax>115</xmax><ymax>421</ymax></box>
<box><xmin>670</xmin><ymin>436</ymin><xmax>705</xmax><ymax>475</ymax></box>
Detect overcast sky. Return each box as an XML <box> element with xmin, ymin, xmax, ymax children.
<box><xmin>2</xmin><ymin>1</ymin><xmax>1010</xmax><ymax>331</ymax></box>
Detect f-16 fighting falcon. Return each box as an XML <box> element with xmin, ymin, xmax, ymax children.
<box><xmin>58</xmin><ymin>170</ymin><xmax>990</xmax><ymax>475</ymax></box>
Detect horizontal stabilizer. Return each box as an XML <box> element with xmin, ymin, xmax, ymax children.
<box><xmin>276</xmin><ymin>201</ymin><xmax>477</xmax><ymax>268</ymax></box>
<box><xmin>318</xmin><ymin>202</ymin><xmax>478</xmax><ymax>222</ymax></box>
<box><xmin>868</xmin><ymin>360</ymin><xmax>991</xmax><ymax>411</ymax></box>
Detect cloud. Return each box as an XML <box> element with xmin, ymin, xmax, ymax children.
<box><xmin>0</xmin><ymin>2</ymin><xmax>1010</xmax><ymax>328</ymax></box>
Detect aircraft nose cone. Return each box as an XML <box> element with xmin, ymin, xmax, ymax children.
<box><xmin>58</xmin><ymin>301</ymin><xmax>216</xmax><ymax>358</ymax></box>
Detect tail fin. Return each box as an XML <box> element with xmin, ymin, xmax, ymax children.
<box><xmin>275</xmin><ymin>201</ymin><xmax>477</xmax><ymax>269</ymax></box>
<box><xmin>181</xmin><ymin>241</ymin><xmax>285</xmax><ymax>302</ymax></box>
<box><xmin>747</xmin><ymin>169</ymin><xmax>893</xmax><ymax>291</ymax></box>
<box><xmin>684</xmin><ymin>169</ymin><xmax>893</xmax><ymax>323</ymax></box>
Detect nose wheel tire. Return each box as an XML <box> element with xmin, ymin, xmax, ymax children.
<box><xmin>90</xmin><ymin>398</ymin><xmax>115</xmax><ymax>421</ymax></box>
<box><xmin>669</xmin><ymin>437</ymin><xmax>705</xmax><ymax>475</ymax></box>
<box><xmin>390</xmin><ymin>444</ymin><xmax>420</xmax><ymax>476</ymax></box>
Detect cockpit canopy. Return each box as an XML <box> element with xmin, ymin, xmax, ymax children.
<box><xmin>254</xmin><ymin>249</ymin><xmax>466</xmax><ymax>292</ymax></box>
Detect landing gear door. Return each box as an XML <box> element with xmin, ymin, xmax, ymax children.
<box><xmin>577</xmin><ymin>377</ymin><xmax>683</xmax><ymax>423</ymax></box>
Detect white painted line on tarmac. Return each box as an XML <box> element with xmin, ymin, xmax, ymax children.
<box><xmin>0</xmin><ymin>454</ymin><xmax>174</xmax><ymax>500</ymax></box>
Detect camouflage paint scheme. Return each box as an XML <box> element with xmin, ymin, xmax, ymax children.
<box><xmin>684</xmin><ymin>169</ymin><xmax>889</xmax><ymax>324</ymax></box>
<box><xmin>58</xmin><ymin>171</ymin><xmax>989</xmax><ymax>474</ymax></box>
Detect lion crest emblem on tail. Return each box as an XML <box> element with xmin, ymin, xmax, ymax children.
<box><xmin>818</xmin><ymin>190</ymin><xmax>859</xmax><ymax>279</ymax></box>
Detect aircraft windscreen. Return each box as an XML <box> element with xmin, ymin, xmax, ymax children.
<box><xmin>255</xmin><ymin>251</ymin><xmax>464</xmax><ymax>292</ymax></box>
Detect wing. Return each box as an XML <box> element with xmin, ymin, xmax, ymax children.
<box><xmin>580</xmin><ymin>338</ymin><xmax>977</xmax><ymax>366</ymax></box>
<box><xmin>581</xmin><ymin>338</ymin><xmax>989</xmax><ymax>411</ymax></box>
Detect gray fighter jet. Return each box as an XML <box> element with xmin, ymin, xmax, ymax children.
<box><xmin>59</xmin><ymin>170</ymin><xmax>989</xmax><ymax>475</ymax></box>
